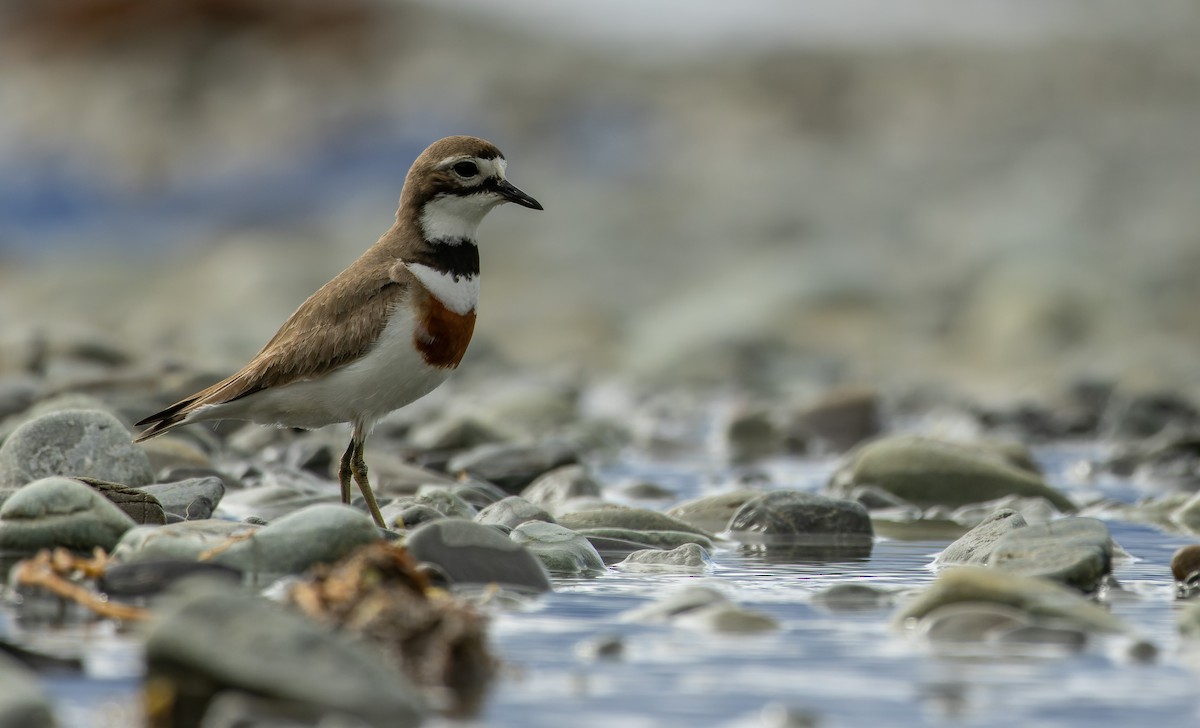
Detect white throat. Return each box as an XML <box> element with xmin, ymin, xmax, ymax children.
<box><xmin>420</xmin><ymin>194</ymin><xmax>498</xmax><ymax>241</ymax></box>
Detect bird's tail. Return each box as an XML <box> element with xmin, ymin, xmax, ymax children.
<box><xmin>133</xmin><ymin>397</ymin><xmax>200</xmax><ymax>443</ymax></box>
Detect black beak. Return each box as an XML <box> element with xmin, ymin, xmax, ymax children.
<box><xmin>496</xmin><ymin>179</ymin><xmax>543</xmax><ymax>210</ymax></box>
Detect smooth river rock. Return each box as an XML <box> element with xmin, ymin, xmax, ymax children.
<box><xmin>987</xmin><ymin>517</ymin><xmax>1113</xmax><ymax>591</ymax></box>
<box><xmin>665</xmin><ymin>489</ymin><xmax>762</xmax><ymax>534</ymax></box>
<box><xmin>0</xmin><ymin>409</ymin><xmax>154</xmax><ymax>489</ymax></box>
<box><xmin>617</xmin><ymin>543</ymin><xmax>712</xmax><ymax>573</ymax></box>
<box><xmin>519</xmin><ymin>464</ymin><xmax>602</xmax><ymax>514</ymax></box>
<box><xmin>405</xmin><ymin>519</ymin><xmax>552</xmax><ymax>593</ymax></box>
<box><xmin>137</xmin><ymin>477</ymin><xmax>226</xmax><ymax>520</ymax></box>
<box><xmin>0</xmin><ymin>476</ymin><xmax>137</xmax><ymax>551</ymax></box>
<box><xmin>935</xmin><ymin>508</ymin><xmax>1028</xmax><ymax>565</ymax></box>
<box><xmin>727</xmin><ymin>490</ymin><xmax>873</xmax><ymax>543</ymax></box>
<box><xmin>113</xmin><ymin>520</ymin><xmax>260</xmax><ymax>564</ymax></box>
<box><xmin>146</xmin><ymin>581</ymin><xmax>426</xmax><ymax>728</ymax></box>
<box><xmin>557</xmin><ymin>506</ymin><xmax>714</xmax><ymax>539</ymax></box>
<box><xmin>828</xmin><ymin>436</ymin><xmax>1076</xmax><ymax>513</ymax></box>
<box><xmin>447</xmin><ymin>441</ymin><xmax>578</xmax><ymax>494</ymax></box>
<box><xmin>475</xmin><ymin>496</ymin><xmax>557</xmax><ymax>529</ymax></box>
<box><xmin>509</xmin><ymin>521</ymin><xmax>606</xmax><ymax>576</ymax></box>
<box><xmin>892</xmin><ymin>565</ymin><xmax>1124</xmax><ymax>633</ymax></box>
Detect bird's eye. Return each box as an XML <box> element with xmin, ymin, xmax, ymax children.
<box><xmin>452</xmin><ymin>161</ymin><xmax>479</xmax><ymax>178</ymax></box>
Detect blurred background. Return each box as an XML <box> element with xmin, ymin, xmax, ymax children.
<box><xmin>1</xmin><ymin>0</ymin><xmax>1199</xmax><ymax>407</ymax></box>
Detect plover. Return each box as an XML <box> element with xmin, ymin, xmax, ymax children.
<box><xmin>134</xmin><ymin>135</ymin><xmax>542</xmax><ymax>528</ymax></box>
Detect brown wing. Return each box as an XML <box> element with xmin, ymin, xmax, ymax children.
<box><xmin>135</xmin><ymin>261</ymin><xmax>410</xmax><ymax>441</ymax></box>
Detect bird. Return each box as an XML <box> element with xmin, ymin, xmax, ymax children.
<box><xmin>134</xmin><ymin>135</ymin><xmax>543</xmax><ymax>528</ymax></box>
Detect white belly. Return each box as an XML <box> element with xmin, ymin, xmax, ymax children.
<box><xmin>197</xmin><ymin>307</ymin><xmax>450</xmax><ymax>430</ymax></box>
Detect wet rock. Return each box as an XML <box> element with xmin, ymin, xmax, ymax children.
<box><xmin>78</xmin><ymin>477</ymin><xmax>167</xmax><ymax>525</ymax></box>
<box><xmin>447</xmin><ymin>440</ymin><xmax>578</xmax><ymax>494</ymax></box>
<box><xmin>145</xmin><ymin>581</ymin><xmax>426</xmax><ymax>728</ymax></box>
<box><xmin>1170</xmin><ymin>544</ymin><xmax>1200</xmax><ymax>598</ymax></box>
<box><xmin>449</xmin><ymin>480</ymin><xmax>509</xmax><ymax>509</ymax></box>
<box><xmin>390</xmin><ymin>489</ymin><xmax>477</xmax><ymax>520</ymax></box>
<box><xmin>666</xmin><ymin>489</ymin><xmax>762</xmax><ymax>534</ymax></box>
<box><xmin>475</xmin><ymin>496</ymin><xmax>556</xmax><ymax>529</ymax></box>
<box><xmin>0</xmin><ymin>375</ymin><xmax>40</xmax><ymax>420</ymax></box>
<box><xmin>811</xmin><ymin>583</ymin><xmax>894</xmax><ymax>612</ymax></box>
<box><xmin>574</xmin><ymin>527</ymin><xmax>714</xmax><ymax>552</ymax></box>
<box><xmin>893</xmin><ymin>565</ymin><xmax>1124</xmax><ymax>633</ymax></box>
<box><xmin>583</xmin><ymin>534</ymin><xmax>659</xmax><ymax>564</ymax></box>
<box><xmin>935</xmin><ymin>509</ymin><xmax>1028</xmax><ymax>565</ymax></box>
<box><xmin>0</xmin><ymin>409</ymin><xmax>153</xmax><ymax>489</ymax></box>
<box><xmin>1103</xmin><ymin>390</ymin><xmax>1199</xmax><ymax>440</ymax></box>
<box><xmin>786</xmin><ymin>387</ymin><xmax>881</xmax><ymax>453</ymax></box>
<box><xmin>557</xmin><ymin>506</ymin><xmax>714</xmax><ymax>539</ymax></box>
<box><xmin>216</xmin><ymin>483</ymin><xmax>338</xmax><ymax>522</ymax></box>
<box><xmin>1108</xmin><ymin>434</ymin><xmax>1200</xmax><ymax>491</ymax></box>
<box><xmin>916</xmin><ymin>602</ymin><xmax>1031</xmax><ymax>642</ymax></box>
<box><xmin>987</xmin><ymin>517</ymin><xmax>1113</xmax><ymax>591</ymax></box>
<box><xmin>728</xmin><ymin>490</ymin><xmax>873</xmax><ymax>544</ymax></box>
<box><xmin>405</xmin><ymin>519</ymin><xmax>551</xmax><ymax>593</ymax></box>
<box><xmin>113</xmin><ymin>519</ymin><xmax>259</xmax><ymax>563</ymax></box>
<box><xmin>0</xmin><ymin>652</ymin><xmax>55</xmax><ymax>728</ymax></box>
<box><xmin>995</xmin><ymin>623</ymin><xmax>1088</xmax><ymax>649</ymax></box>
<box><xmin>829</xmin><ymin>436</ymin><xmax>1075</xmax><ymax>512</ymax></box>
<box><xmin>519</xmin><ymin>464</ymin><xmax>602</xmax><ymax>514</ymax></box>
<box><xmin>207</xmin><ymin>505</ymin><xmax>383</xmax><ymax>575</ymax></box>
<box><xmin>384</xmin><ymin>503</ymin><xmax>445</xmax><ymax>530</ymax></box>
<box><xmin>509</xmin><ymin>521</ymin><xmax>606</xmax><ymax>576</ymax></box>
<box><xmin>0</xmin><ymin>476</ymin><xmax>136</xmax><ymax>551</ymax></box>
<box><xmin>137</xmin><ymin>435</ymin><xmax>213</xmax><ymax>472</ymax></box>
<box><xmin>616</xmin><ymin>543</ymin><xmax>712</xmax><ymax>573</ymax></box>
<box><xmin>721</xmin><ymin>405</ymin><xmax>782</xmax><ymax>463</ymax></box>
<box><xmin>100</xmin><ymin>560</ymin><xmax>243</xmax><ymax>598</ymax></box>
<box><xmin>622</xmin><ymin>585</ymin><xmax>777</xmax><ymax>633</ymax></box>
<box><xmin>138</xmin><ymin>477</ymin><xmax>226</xmax><ymax>520</ymax></box>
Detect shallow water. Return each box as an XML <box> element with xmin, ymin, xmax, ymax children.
<box><xmin>477</xmin><ymin>444</ymin><xmax>1200</xmax><ymax>728</ymax></box>
<box><xmin>20</xmin><ymin>442</ymin><xmax>1200</xmax><ymax>727</ymax></box>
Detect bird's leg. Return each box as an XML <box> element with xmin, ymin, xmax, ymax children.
<box><xmin>349</xmin><ymin>432</ymin><xmax>386</xmax><ymax>528</ymax></box>
<box><xmin>338</xmin><ymin>439</ymin><xmax>355</xmax><ymax>505</ymax></box>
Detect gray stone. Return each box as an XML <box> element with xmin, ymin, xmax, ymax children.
<box><xmin>407</xmin><ymin>413</ymin><xmax>512</xmax><ymax>451</ymax></box>
<box><xmin>145</xmin><ymin>581</ymin><xmax>425</xmax><ymax>727</ymax></box>
<box><xmin>665</xmin><ymin>489</ymin><xmax>762</xmax><ymax>533</ymax></box>
<box><xmin>0</xmin><ymin>476</ymin><xmax>136</xmax><ymax>551</ymax></box>
<box><xmin>620</xmin><ymin>481</ymin><xmax>676</xmax><ymax>500</ymax></box>
<box><xmin>475</xmin><ymin>496</ymin><xmax>557</xmax><ymax>529</ymax></box>
<box><xmin>390</xmin><ymin>489</ymin><xmax>476</xmax><ymax>520</ymax></box>
<box><xmin>829</xmin><ymin>436</ymin><xmax>1076</xmax><ymax>513</ymax></box>
<box><xmin>382</xmin><ymin>503</ymin><xmax>444</xmax><ymax>530</ymax></box>
<box><xmin>935</xmin><ymin>508</ymin><xmax>1028</xmax><ymax>565</ymax></box>
<box><xmin>113</xmin><ymin>520</ymin><xmax>261</xmax><ymax>564</ymax></box>
<box><xmin>216</xmin><ymin>484</ymin><xmax>338</xmax><ymax>522</ymax></box>
<box><xmin>447</xmin><ymin>441</ymin><xmax>578</xmax><ymax>494</ymax></box>
<box><xmin>510</xmin><ymin>521</ymin><xmax>606</xmax><ymax>576</ymax></box>
<box><xmin>0</xmin><ymin>375</ymin><xmax>39</xmax><ymax>420</ymax></box>
<box><xmin>617</xmin><ymin>543</ymin><xmax>712</xmax><ymax>573</ymax></box>
<box><xmin>987</xmin><ymin>517</ymin><xmax>1113</xmax><ymax>591</ymax></box>
<box><xmin>0</xmin><ymin>409</ymin><xmax>153</xmax><ymax>489</ymax></box>
<box><xmin>622</xmin><ymin>585</ymin><xmax>777</xmax><ymax>633</ymax></box>
<box><xmin>916</xmin><ymin>602</ymin><xmax>1031</xmax><ymax>642</ymax></box>
<box><xmin>722</xmin><ymin>406</ymin><xmax>782</xmax><ymax>463</ymax></box>
<box><xmin>209</xmin><ymin>504</ymin><xmax>383</xmax><ymax>575</ymax></box>
<box><xmin>519</xmin><ymin>464</ymin><xmax>602</xmax><ymax>513</ymax></box>
<box><xmin>79</xmin><ymin>477</ymin><xmax>166</xmax><ymax>525</ymax></box>
<box><xmin>100</xmin><ymin>560</ymin><xmax>243</xmax><ymax>598</ymax></box>
<box><xmin>728</xmin><ymin>490</ymin><xmax>873</xmax><ymax>543</ymax></box>
<box><xmin>138</xmin><ymin>477</ymin><xmax>226</xmax><ymax>520</ymax></box>
<box><xmin>557</xmin><ymin>506</ymin><xmax>714</xmax><ymax>538</ymax></box>
<box><xmin>574</xmin><ymin>527</ymin><xmax>714</xmax><ymax>552</ymax></box>
<box><xmin>622</xmin><ymin>585</ymin><xmax>731</xmax><ymax>623</ymax></box>
<box><xmin>786</xmin><ymin>387</ymin><xmax>881</xmax><ymax>453</ymax></box>
<box><xmin>0</xmin><ymin>652</ymin><xmax>55</xmax><ymax>727</ymax></box>
<box><xmin>406</xmin><ymin>519</ymin><xmax>552</xmax><ymax>593</ymax></box>
<box><xmin>892</xmin><ymin>565</ymin><xmax>1124</xmax><ymax>633</ymax></box>
<box><xmin>811</xmin><ymin>583</ymin><xmax>894</xmax><ymax>612</ymax></box>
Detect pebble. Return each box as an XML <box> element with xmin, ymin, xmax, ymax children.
<box><xmin>0</xmin><ymin>652</ymin><xmax>56</xmax><ymax>728</ymax></box>
<box><xmin>916</xmin><ymin>602</ymin><xmax>1031</xmax><ymax>642</ymax></box>
<box><xmin>828</xmin><ymin>436</ymin><xmax>1076</xmax><ymax>513</ymax></box>
<box><xmin>666</xmin><ymin>489</ymin><xmax>763</xmax><ymax>534</ymax></box>
<box><xmin>727</xmin><ymin>490</ymin><xmax>873</xmax><ymax>543</ymax></box>
<box><xmin>406</xmin><ymin>412</ymin><xmax>513</xmax><ymax>451</ymax></box>
<box><xmin>205</xmin><ymin>504</ymin><xmax>384</xmax><ymax>575</ymax></box>
<box><xmin>0</xmin><ymin>476</ymin><xmax>137</xmax><ymax>551</ymax></box>
<box><xmin>620</xmin><ymin>481</ymin><xmax>676</xmax><ymax>500</ymax></box>
<box><xmin>557</xmin><ymin>506</ymin><xmax>714</xmax><ymax>538</ymax></box>
<box><xmin>786</xmin><ymin>387</ymin><xmax>881</xmax><ymax>453</ymax></box>
<box><xmin>721</xmin><ymin>405</ymin><xmax>782</xmax><ymax>463</ymax></box>
<box><xmin>79</xmin><ymin>477</ymin><xmax>167</xmax><ymax>525</ymax></box>
<box><xmin>388</xmin><ymin>488</ymin><xmax>477</xmax><ymax>520</ymax></box>
<box><xmin>136</xmin><ymin>435</ymin><xmax>213</xmax><ymax>472</ymax></box>
<box><xmin>810</xmin><ymin>583</ymin><xmax>895</xmax><ymax>612</ymax></box>
<box><xmin>216</xmin><ymin>484</ymin><xmax>338</xmax><ymax>522</ymax></box>
<box><xmin>0</xmin><ymin>409</ymin><xmax>154</xmax><ymax>489</ymax></box>
<box><xmin>583</xmin><ymin>534</ymin><xmax>660</xmax><ymax>564</ymax></box>
<box><xmin>575</xmin><ymin>527</ymin><xmax>714</xmax><ymax>552</ymax></box>
<box><xmin>447</xmin><ymin>440</ymin><xmax>578</xmax><ymax>494</ymax></box>
<box><xmin>383</xmin><ymin>503</ymin><xmax>445</xmax><ymax>530</ymax></box>
<box><xmin>99</xmin><ymin>559</ymin><xmax>243</xmax><ymax>598</ymax></box>
<box><xmin>622</xmin><ymin>584</ymin><xmax>778</xmax><ymax>632</ymax></box>
<box><xmin>113</xmin><ymin>519</ymin><xmax>260</xmax><ymax>564</ymax></box>
<box><xmin>987</xmin><ymin>517</ymin><xmax>1114</xmax><ymax>591</ymax></box>
<box><xmin>935</xmin><ymin>508</ymin><xmax>1028</xmax><ymax>565</ymax></box>
<box><xmin>475</xmin><ymin>496</ymin><xmax>557</xmax><ymax>529</ymax></box>
<box><xmin>892</xmin><ymin>565</ymin><xmax>1124</xmax><ymax>633</ymax></box>
<box><xmin>616</xmin><ymin>543</ymin><xmax>712</xmax><ymax>573</ymax></box>
<box><xmin>145</xmin><ymin>580</ymin><xmax>426</xmax><ymax>727</ymax></box>
<box><xmin>405</xmin><ymin>519</ymin><xmax>552</xmax><ymax>593</ymax></box>
<box><xmin>509</xmin><ymin>521</ymin><xmax>606</xmax><ymax>576</ymax></box>
<box><xmin>138</xmin><ymin>477</ymin><xmax>226</xmax><ymax>520</ymax></box>
<box><xmin>519</xmin><ymin>464</ymin><xmax>603</xmax><ymax>514</ymax></box>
